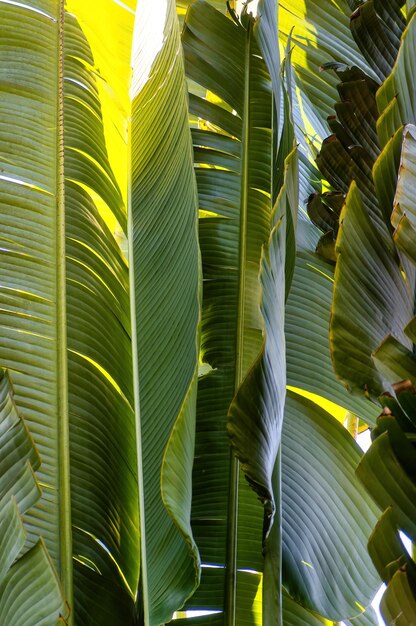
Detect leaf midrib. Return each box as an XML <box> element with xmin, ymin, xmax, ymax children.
<box><xmin>57</xmin><ymin>3</ymin><xmax>73</xmax><ymax>621</ymax></box>
<box><xmin>225</xmin><ymin>17</ymin><xmax>253</xmax><ymax>626</ymax></box>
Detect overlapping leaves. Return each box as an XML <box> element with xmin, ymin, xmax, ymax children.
<box><xmin>0</xmin><ymin>370</ymin><xmax>66</xmax><ymax>625</ymax></box>
<box><xmin>357</xmin><ymin>388</ymin><xmax>416</xmax><ymax>625</ymax></box>
<box><xmin>308</xmin><ymin>2</ymin><xmax>416</xmax><ymax>624</ymax></box>
<box><xmin>177</xmin><ymin>3</ymin><xmax>381</xmax><ymax>625</ymax></box>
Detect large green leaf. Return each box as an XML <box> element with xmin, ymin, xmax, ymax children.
<box><xmin>0</xmin><ymin>3</ymin><xmax>140</xmax><ymax>622</ymax></box>
<box><xmin>181</xmin><ymin>1</ymin><xmax>284</xmax><ymax>623</ymax></box>
<box><xmin>358</xmin><ymin>417</ymin><xmax>416</xmax><ymax>540</ymax></box>
<box><xmin>64</xmin><ymin>13</ymin><xmax>141</xmax><ymax>620</ymax></box>
<box><xmin>0</xmin><ymin>0</ymin><xmax>71</xmax><ymax>589</ymax></box>
<box><xmin>298</xmin><ymin>57</ymin><xmax>412</xmax><ymax>404</ymax></box>
<box><xmin>130</xmin><ymin>1</ymin><xmax>201</xmax><ymax>623</ymax></box>
<box><xmin>372</xmin><ymin>125</ymin><xmax>403</xmax><ymax>224</ymax></box>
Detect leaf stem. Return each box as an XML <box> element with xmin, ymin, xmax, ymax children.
<box><xmin>225</xmin><ymin>17</ymin><xmax>253</xmax><ymax>626</ymax></box>
<box><xmin>57</xmin><ymin>3</ymin><xmax>73</xmax><ymax>622</ymax></box>
<box><xmin>128</xmin><ymin>117</ymin><xmax>150</xmax><ymax>625</ymax></box>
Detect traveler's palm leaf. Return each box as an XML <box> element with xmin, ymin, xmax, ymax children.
<box><xmin>0</xmin><ymin>2</ymin><xmax>140</xmax><ymax>622</ymax></box>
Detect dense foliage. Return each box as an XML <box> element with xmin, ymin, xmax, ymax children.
<box><xmin>0</xmin><ymin>1</ymin><xmax>416</xmax><ymax>625</ymax></box>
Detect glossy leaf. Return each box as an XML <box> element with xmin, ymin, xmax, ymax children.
<box><xmin>0</xmin><ymin>0</ymin><xmax>71</xmax><ymax>584</ymax></box>
<box><xmin>0</xmin><ymin>3</ymin><xmax>140</xmax><ymax>622</ymax></box>
<box><xmin>130</xmin><ymin>0</ymin><xmax>200</xmax><ymax>622</ymax></box>
<box><xmin>179</xmin><ymin>3</ymin><xmax>382</xmax><ymax>625</ymax></box>
<box><xmin>64</xmin><ymin>14</ymin><xmax>140</xmax><ymax>618</ymax></box>
<box><xmin>372</xmin><ymin>125</ymin><xmax>403</xmax><ymax>224</ymax></box>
